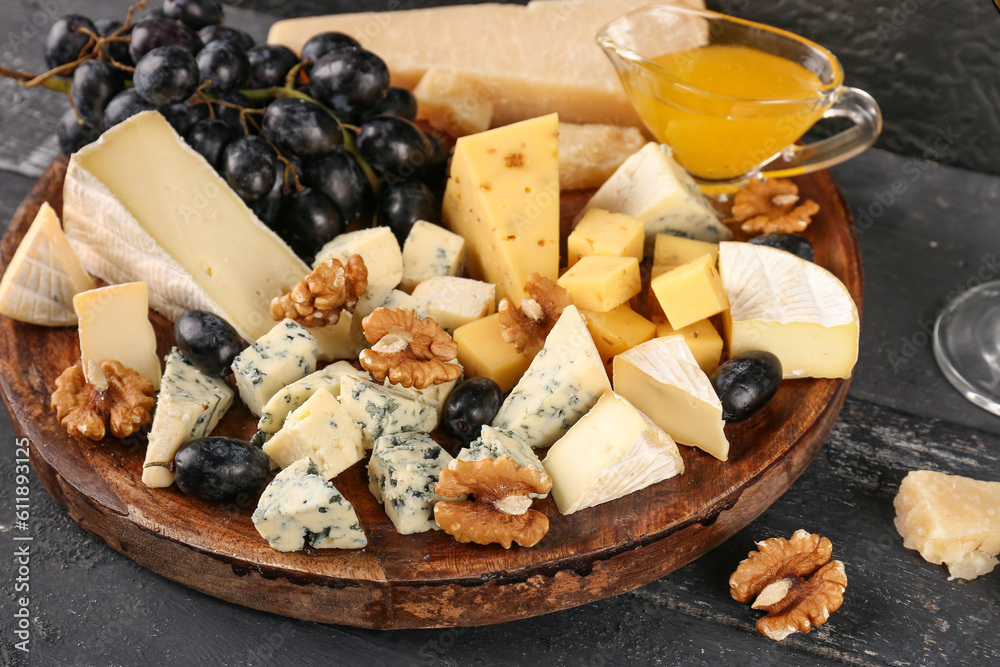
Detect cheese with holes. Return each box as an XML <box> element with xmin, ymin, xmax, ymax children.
<box><xmin>559</xmin><ymin>124</ymin><xmax>647</xmax><ymax>191</ymax></box>
<box><xmin>411</xmin><ymin>276</ymin><xmax>495</xmax><ymax>333</ymax></box>
<box><xmin>545</xmin><ymin>391</ymin><xmax>684</xmax><ymax>514</ymax></box>
<box><xmin>454</xmin><ymin>313</ymin><xmax>532</xmax><ymax>393</ymax></box>
<box><xmin>262</xmin><ymin>388</ymin><xmax>364</xmax><ymax>479</ymax></box>
<box><xmin>400</xmin><ymin>220</ymin><xmax>466</xmax><ymax>292</ymax></box>
<box><xmin>62</xmin><ymin>111</ymin><xmax>308</xmax><ymax>341</ymax></box>
<box><xmin>557</xmin><ymin>255</ymin><xmax>641</xmax><ymax>313</ymax></box>
<box><xmin>74</xmin><ymin>282</ymin><xmax>161</xmax><ymax>390</ymax></box>
<box><xmin>718</xmin><ymin>242</ymin><xmax>859</xmax><ymax>379</ymax></box>
<box><xmin>252</xmin><ymin>457</ymin><xmax>366</xmax><ymax>552</ymax></box>
<box><xmin>894</xmin><ymin>470</ymin><xmax>1000</xmax><ymax>580</ymax></box>
<box><xmin>442</xmin><ymin>113</ymin><xmax>559</xmax><ymax>304</ymax></box>
<box><xmin>257</xmin><ymin>361</ymin><xmax>357</xmax><ymax>436</ymax></box>
<box><xmin>585</xmin><ymin>143</ymin><xmax>731</xmax><ymax>247</ymax></box>
<box><xmin>368</xmin><ymin>432</ymin><xmax>457</xmax><ymax>534</ymax></box>
<box><xmin>142</xmin><ymin>348</ymin><xmax>232</xmax><ymax>487</ymax></box>
<box><xmin>313</xmin><ymin>226</ymin><xmax>402</xmax><ymax>290</ymax></box>
<box><xmin>492</xmin><ymin>305</ymin><xmax>611</xmax><ymax>449</ymax></box>
<box><xmin>0</xmin><ymin>202</ymin><xmax>93</xmax><ymax>326</ymax></box>
<box><xmin>339</xmin><ymin>374</ymin><xmax>438</xmax><ymax>449</ymax></box>
<box><xmin>232</xmin><ymin>319</ymin><xmax>319</xmax><ymax>417</ymax></box>
<box><xmin>567</xmin><ymin>208</ymin><xmax>644</xmax><ymax>268</ymax></box>
<box><xmin>613</xmin><ymin>336</ymin><xmax>728</xmax><ymax>461</ymax></box>
<box><xmin>267</xmin><ymin>0</ymin><xmax>704</xmax><ymax>129</ymax></box>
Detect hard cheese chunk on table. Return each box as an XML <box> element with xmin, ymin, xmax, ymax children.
<box><xmin>368</xmin><ymin>432</ymin><xmax>457</xmax><ymax>535</ymax></box>
<box><xmin>545</xmin><ymin>391</ymin><xmax>684</xmax><ymax>515</ymax></box>
<box><xmin>557</xmin><ymin>256</ymin><xmax>641</xmax><ymax>313</ymax></box>
<box><xmin>894</xmin><ymin>470</ymin><xmax>1000</xmax><ymax>580</ymax></box>
<box><xmin>718</xmin><ymin>242</ymin><xmax>859</xmax><ymax>379</ymax></box>
<box><xmin>442</xmin><ymin>113</ymin><xmax>559</xmax><ymax>304</ymax></box>
<box><xmin>257</xmin><ymin>361</ymin><xmax>357</xmax><ymax>437</ymax></box>
<box><xmin>74</xmin><ymin>281</ymin><xmax>161</xmax><ymax>390</ymax></box>
<box><xmin>252</xmin><ymin>458</ymin><xmax>367</xmax><ymax>552</ymax></box>
<box><xmin>566</xmin><ymin>208</ymin><xmax>645</xmax><ymax>268</ymax></box>
<box><xmin>453</xmin><ymin>313</ymin><xmax>532</xmax><ymax>393</ymax></box>
<box><xmin>62</xmin><ymin>111</ymin><xmax>309</xmax><ymax>341</ymax></box>
<box><xmin>0</xmin><ymin>202</ymin><xmax>93</xmax><ymax>326</ymax></box>
<box><xmin>492</xmin><ymin>305</ymin><xmax>611</xmax><ymax>449</ymax></box>
<box><xmin>142</xmin><ymin>348</ymin><xmax>232</xmax><ymax>488</ymax></box>
<box><xmin>232</xmin><ymin>319</ymin><xmax>319</xmax><ymax>417</ymax></box>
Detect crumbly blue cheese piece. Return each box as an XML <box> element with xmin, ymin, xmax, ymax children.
<box><xmin>258</xmin><ymin>360</ymin><xmax>357</xmax><ymax>436</ymax></box>
<box><xmin>411</xmin><ymin>276</ymin><xmax>495</xmax><ymax>333</ymax></box>
<box><xmin>492</xmin><ymin>305</ymin><xmax>611</xmax><ymax>449</ymax></box>
<box><xmin>382</xmin><ymin>361</ymin><xmax>462</xmax><ymax>413</ymax></box>
<box><xmin>252</xmin><ymin>457</ymin><xmax>367</xmax><ymax>552</ymax></box>
<box><xmin>368</xmin><ymin>432</ymin><xmax>460</xmax><ymax>534</ymax></box>
<box><xmin>142</xmin><ymin>347</ymin><xmax>233</xmax><ymax>488</ymax></box>
<box><xmin>400</xmin><ymin>220</ymin><xmax>466</xmax><ymax>292</ymax></box>
<box><xmin>262</xmin><ymin>387</ymin><xmax>364</xmax><ymax>479</ymax></box>
<box><xmin>459</xmin><ymin>425</ymin><xmax>547</xmax><ymax>498</ymax></box>
<box><xmin>232</xmin><ymin>318</ymin><xmax>319</xmax><ymax>417</ymax></box>
<box><xmin>584</xmin><ymin>142</ymin><xmax>732</xmax><ymax>247</ymax></box>
<box><xmin>339</xmin><ymin>374</ymin><xmax>439</xmax><ymax>449</ymax></box>
<box><xmin>313</xmin><ymin>227</ymin><xmax>403</xmax><ymax>290</ymax></box>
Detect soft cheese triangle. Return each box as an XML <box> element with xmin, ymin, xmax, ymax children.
<box><xmin>613</xmin><ymin>335</ymin><xmax>728</xmax><ymax>461</ymax></box>
<box><xmin>718</xmin><ymin>242</ymin><xmax>859</xmax><ymax>379</ymax></box>
<box><xmin>545</xmin><ymin>391</ymin><xmax>684</xmax><ymax>515</ymax></box>
<box><xmin>0</xmin><ymin>202</ymin><xmax>93</xmax><ymax>326</ymax></box>
<box><xmin>492</xmin><ymin>304</ymin><xmax>611</xmax><ymax>449</ymax></box>
<box><xmin>62</xmin><ymin>111</ymin><xmax>309</xmax><ymax>341</ymax></box>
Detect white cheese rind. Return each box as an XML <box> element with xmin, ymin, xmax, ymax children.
<box><xmin>368</xmin><ymin>432</ymin><xmax>457</xmax><ymax>534</ymax></box>
<box><xmin>400</xmin><ymin>220</ymin><xmax>466</xmax><ymax>292</ymax></box>
<box><xmin>339</xmin><ymin>374</ymin><xmax>439</xmax><ymax>449</ymax></box>
<box><xmin>142</xmin><ymin>348</ymin><xmax>233</xmax><ymax>488</ymax></box>
<box><xmin>313</xmin><ymin>227</ymin><xmax>403</xmax><ymax>290</ymax></box>
<box><xmin>492</xmin><ymin>305</ymin><xmax>611</xmax><ymax>449</ymax></box>
<box><xmin>232</xmin><ymin>319</ymin><xmax>319</xmax><ymax>417</ymax></box>
<box><xmin>252</xmin><ymin>458</ymin><xmax>367</xmax><ymax>552</ymax></box>
<box><xmin>257</xmin><ymin>361</ymin><xmax>357</xmax><ymax>436</ymax></box>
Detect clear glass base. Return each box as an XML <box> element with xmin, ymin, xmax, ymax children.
<box><xmin>933</xmin><ymin>280</ymin><xmax>1000</xmax><ymax>416</ymax></box>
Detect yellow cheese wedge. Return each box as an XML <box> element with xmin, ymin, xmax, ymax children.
<box><xmin>558</xmin><ymin>256</ymin><xmax>641</xmax><ymax>313</ymax></box>
<box><xmin>0</xmin><ymin>202</ymin><xmax>93</xmax><ymax>326</ymax></box>
<box><xmin>442</xmin><ymin>113</ymin><xmax>559</xmax><ymax>304</ymax></box>
<box><xmin>652</xmin><ymin>234</ymin><xmax>719</xmax><ymax>278</ymax></box>
<box><xmin>268</xmin><ymin>0</ymin><xmax>704</xmax><ymax>129</ymax></box>
<box><xmin>650</xmin><ymin>254</ymin><xmax>729</xmax><ymax>330</ymax></box>
<box><xmin>655</xmin><ymin>318</ymin><xmax>723</xmax><ymax>374</ymax></box>
<box><xmin>894</xmin><ymin>470</ymin><xmax>1000</xmax><ymax>580</ymax></box>
<box><xmin>583</xmin><ymin>305</ymin><xmax>656</xmax><ymax>371</ymax></box>
<box><xmin>567</xmin><ymin>209</ymin><xmax>645</xmax><ymax>268</ymax></box>
<box><xmin>453</xmin><ymin>313</ymin><xmax>531</xmax><ymax>393</ymax></box>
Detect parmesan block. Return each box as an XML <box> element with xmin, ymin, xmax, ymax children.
<box><xmin>559</xmin><ymin>123</ymin><xmax>647</xmax><ymax>190</ymax></box>
<box><xmin>894</xmin><ymin>470</ymin><xmax>1000</xmax><ymax>580</ymax></box>
<box><xmin>267</xmin><ymin>0</ymin><xmax>704</xmax><ymax>130</ymax></box>
<box><xmin>413</xmin><ymin>68</ymin><xmax>494</xmax><ymax>137</ymax></box>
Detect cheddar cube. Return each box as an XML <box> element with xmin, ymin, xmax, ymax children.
<box><xmin>557</xmin><ymin>255</ymin><xmax>641</xmax><ymax>313</ymax></box>
<box><xmin>652</xmin><ymin>234</ymin><xmax>719</xmax><ymax>278</ymax></box>
<box><xmin>567</xmin><ymin>208</ymin><xmax>644</xmax><ymax>268</ymax></box>
<box><xmin>656</xmin><ymin>318</ymin><xmax>723</xmax><ymax>374</ymax></box>
<box><xmin>650</xmin><ymin>254</ymin><xmax>729</xmax><ymax>330</ymax></box>
<box><xmin>583</xmin><ymin>305</ymin><xmax>657</xmax><ymax>371</ymax></box>
<box><xmin>454</xmin><ymin>314</ymin><xmax>531</xmax><ymax>393</ymax></box>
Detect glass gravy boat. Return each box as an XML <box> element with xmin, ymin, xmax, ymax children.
<box><xmin>598</xmin><ymin>5</ymin><xmax>882</xmax><ymax>191</ymax></box>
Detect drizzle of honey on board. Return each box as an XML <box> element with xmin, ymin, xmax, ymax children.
<box><xmin>627</xmin><ymin>44</ymin><xmax>830</xmax><ymax>181</ymax></box>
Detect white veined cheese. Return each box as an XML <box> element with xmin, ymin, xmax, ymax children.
<box><xmin>313</xmin><ymin>226</ymin><xmax>403</xmax><ymax>290</ymax></box>
<box><xmin>142</xmin><ymin>348</ymin><xmax>233</xmax><ymax>488</ymax></box>
<box><xmin>232</xmin><ymin>318</ymin><xmax>319</xmax><ymax>417</ymax></box>
<box><xmin>0</xmin><ymin>202</ymin><xmax>93</xmax><ymax>326</ymax></box>
<box><xmin>718</xmin><ymin>242</ymin><xmax>859</xmax><ymax>379</ymax></box>
<box><xmin>400</xmin><ymin>220</ymin><xmax>466</xmax><ymax>292</ymax></box>
<box><xmin>252</xmin><ymin>457</ymin><xmax>367</xmax><ymax>552</ymax></box>
<box><xmin>339</xmin><ymin>374</ymin><xmax>439</xmax><ymax>449</ymax></box>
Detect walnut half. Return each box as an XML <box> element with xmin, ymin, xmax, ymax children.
<box><xmin>434</xmin><ymin>456</ymin><xmax>553</xmax><ymax>549</ymax></box>
<box><xmin>732</xmin><ymin>178</ymin><xmax>820</xmax><ymax>235</ymax></box>
<box><xmin>359</xmin><ymin>308</ymin><xmax>462</xmax><ymax>389</ymax></box>
<box><xmin>50</xmin><ymin>360</ymin><xmax>155</xmax><ymax>441</ymax></box>
<box><xmin>730</xmin><ymin>529</ymin><xmax>847</xmax><ymax>641</ymax></box>
<box><xmin>270</xmin><ymin>254</ymin><xmax>368</xmax><ymax>327</ymax></box>
<box><xmin>497</xmin><ymin>273</ymin><xmax>572</xmax><ymax>357</ymax></box>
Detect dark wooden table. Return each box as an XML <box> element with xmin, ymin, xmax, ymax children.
<box><xmin>1</xmin><ymin>1</ymin><xmax>999</xmax><ymax>665</ymax></box>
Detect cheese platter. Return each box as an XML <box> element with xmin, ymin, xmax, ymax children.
<box><xmin>0</xmin><ymin>0</ymin><xmax>865</xmax><ymax>630</ymax></box>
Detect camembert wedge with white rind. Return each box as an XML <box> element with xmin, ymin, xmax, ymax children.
<box><xmin>492</xmin><ymin>305</ymin><xmax>611</xmax><ymax>449</ymax></box>
<box><xmin>62</xmin><ymin>111</ymin><xmax>310</xmax><ymax>341</ymax></box>
<box><xmin>613</xmin><ymin>335</ymin><xmax>728</xmax><ymax>461</ymax></box>
<box><xmin>545</xmin><ymin>391</ymin><xmax>684</xmax><ymax>515</ymax></box>
<box><xmin>442</xmin><ymin>113</ymin><xmax>559</xmax><ymax>305</ymax></box>
<box><xmin>718</xmin><ymin>242</ymin><xmax>859</xmax><ymax>379</ymax></box>
<box><xmin>0</xmin><ymin>202</ymin><xmax>93</xmax><ymax>326</ymax></box>
<box><xmin>894</xmin><ymin>470</ymin><xmax>1000</xmax><ymax>580</ymax></box>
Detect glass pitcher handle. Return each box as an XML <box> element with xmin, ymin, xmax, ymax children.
<box><xmin>760</xmin><ymin>87</ymin><xmax>883</xmax><ymax>180</ymax></box>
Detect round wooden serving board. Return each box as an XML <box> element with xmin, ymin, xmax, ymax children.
<box><xmin>0</xmin><ymin>157</ymin><xmax>862</xmax><ymax>629</ymax></box>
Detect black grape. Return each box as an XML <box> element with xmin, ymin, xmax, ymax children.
<box><xmin>70</xmin><ymin>59</ymin><xmax>123</xmax><ymax>127</ymax></box>
<box><xmin>197</xmin><ymin>40</ymin><xmax>249</xmax><ymax>93</ymax></box>
<box><xmin>223</xmin><ymin>135</ymin><xmax>277</xmax><ymax>202</ymax></box>
<box><xmin>368</xmin><ymin>87</ymin><xmax>418</xmax><ymax>122</ymax></box>
<box><xmin>198</xmin><ymin>25</ymin><xmax>255</xmax><ymax>52</ymax></box>
<box><xmin>159</xmin><ymin>97</ymin><xmax>209</xmax><ymax>135</ymax></box>
<box><xmin>276</xmin><ymin>189</ymin><xmax>345</xmax><ymax>262</ymax></box>
<box><xmin>133</xmin><ymin>46</ymin><xmax>200</xmax><ymax>106</ymax></box>
<box><xmin>246</xmin><ymin>44</ymin><xmax>299</xmax><ymax>89</ymax></box>
<box><xmin>164</xmin><ymin>0</ymin><xmax>225</xmax><ymax>31</ymax></box>
<box><xmin>301</xmin><ymin>151</ymin><xmax>370</xmax><ymax>223</ymax></box>
<box><xmin>357</xmin><ymin>116</ymin><xmax>435</xmax><ymax>181</ymax></box>
<box><xmin>186</xmin><ymin>119</ymin><xmax>232</xmax><ymax>169</ymax></box>
<box><xmin>261</xmin><ymin>97</ymin><xmax>342</xmax><ymax>160</ymax></box>
<box><xmin>376</xmin><ymin>180</ymin><xmax>439</xmax><ymax>244</ymax></box>
<box><xmin>299</xmin><ymin>32</ymin><xmax>360</xmax><ymax>66</ymax></box>
<box><xmin>309</xmin><ymin>48</ymin><xmax>390</xmax><ymax>121</ymax></box>
<box><xmin>94</xmin><ymin>18</ymin><xmax>132</xmax><ymax>66</ymax></box>
<box><xmin>57</xmin><ymin>108</ymin><xmax>101</xmax><ymax>154</ymax></box>
<box><xmin>45</xmin><ymin>15</ymin><xmax>97</xmax><ymax>70</ymax></box>
<box><xmin>129</xmin><ymin>18</ymin><xmax>203</xmax><ymax>63</ymax></box>
<box><xmin>103</xmin><ymin>89</ymin><xmax>155</xmax><ymax>127</ymax></box>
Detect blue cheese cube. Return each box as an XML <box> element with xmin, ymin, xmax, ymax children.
<box><xmin>313</xmin><ymin>227</ymin><xmax>403</xmax><ymax>290</ymax></box>
<box><xmin>339</xmin><ymin>374</ymin><xmax>439</xmax><ymax>449</ymax></box>
<box><xmin>368</xmin><ymin>432</ymin><xmax>461</xmax><ymax>534</ymax></box>
<box><xmin>400</xmin><ymin>220</ymin><xmax>466</xmax><ymax>292</ymax></box>
<box><xmin>411</xmin><ymin>276</ymin><xmax>495</xmax><ymax>333</ymax></box>
<box><xmin>459</xmin><ymin>425</ymin><xmax>547</xmax><ymax>498</ymax></box>
<box><xmin>257</xmin><ymin>360</ymin><xmax>357</xmax><ymax>436</ymax></box>
<box><xmin>380</xmin><ymin>361</ymin><xmax>462</xmax><ymax>413</ymax></box>
<box><xmin>232</xmin><ymin>318</ymin><xmax>319</xmax><ymax>417</ymax></box>
<box><xmin>262</xmin><ymin>388</ymin><xmax>364</xmax><ymax>479</ymax></box>
<box><xmin>142</xmin><ymin>348</ymin><xmax>233</xmax><ymax>488</ymax></box>
<box><xmin>252</xmin><ymin>457</ymin><xmax>367</xmax><ymax>552</ymax></box>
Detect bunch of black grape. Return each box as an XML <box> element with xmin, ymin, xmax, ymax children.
<box><xmin>40</xmin><ymin>0</ymin><xmax>448</xmax><ymax>263</ymax></box>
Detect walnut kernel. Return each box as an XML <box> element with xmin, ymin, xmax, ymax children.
<box><xmin>434</xmin><ymin>456</ymin><xmax>553</xmax><ymax>549</ymax></box>
<box><xmin>270</xmin><ymin>254</ymin><xmax>368</xmax><ymax>327</ymax></box>
<box><xmin>732</xmin><ymin>178</ymin><xmax>820</xmax><ymax>235</ymax></box>
<box><xmin>498</xmin><ymin>273</ymin><xmax>572</xmax><ymax>356</ymax></box>
<box><xmin>359</xmin><ymin>308</ymin><xmax>461</xmax><ymax>389</ymax></box>
<box><xmin>51</xmin><ymin>360</ymin><xmax>155</xmax><ymax>441</ymax></box>
<box><xmin>729</xmin><ymin>529</ymin><xmax>847</xmax><ymax>641</ymax></box>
